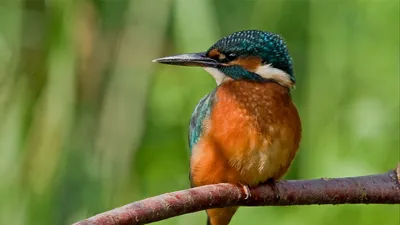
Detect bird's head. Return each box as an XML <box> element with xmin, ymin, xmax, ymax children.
<box><xmin>153</xmin><ymin>30</ymin><xmax>295</xmax><ymax>89</ymax></box>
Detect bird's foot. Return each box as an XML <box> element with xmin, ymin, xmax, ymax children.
<box><xmin>239</xmin><ymin>183</ymin><xmax>251</xmax><ymax>200</ymax></box>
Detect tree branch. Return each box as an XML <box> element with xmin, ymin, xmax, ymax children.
<box><xmin>74</xmin><ymin>165</ymin><xmax>400</xmax><ymax>225</ymax></box>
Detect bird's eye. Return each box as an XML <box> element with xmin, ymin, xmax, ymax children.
<box><xmin>226</xmin><ymin>53</ymin><xmax>237</xmax><ymax>61</ymax></box>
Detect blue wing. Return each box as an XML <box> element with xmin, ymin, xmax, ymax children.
<box><xmin>188</xmin><ymin>89</ymin><xmax>217</xmax><ymax>152</ymax></box>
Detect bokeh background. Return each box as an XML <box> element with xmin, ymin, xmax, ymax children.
<box><xmin>0</xmin><ymin>0</ymin><xmax>399</xmax><ymax>224</ymax></box>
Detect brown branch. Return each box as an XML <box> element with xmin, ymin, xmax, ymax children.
<box><xmin>74</xmin><ymin>165</ymin><xmax>400</xmax><ymax>225</ymax></box>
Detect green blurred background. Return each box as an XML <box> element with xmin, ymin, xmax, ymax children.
<box><xmin>0</xmin><ymin>0</ymin><xmax>399</xmax><ymax>224</ymax></box>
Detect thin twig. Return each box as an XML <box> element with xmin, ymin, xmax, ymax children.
<box><xmin>74</xmin><ymin>165</ymin><xmax>400</xmax><ymax>225</ymax></box>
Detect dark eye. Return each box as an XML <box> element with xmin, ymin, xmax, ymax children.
<box><xmin>226</xmin><ymin>53</ymin><xmax>237</xmax><ymax>61</ymax></box>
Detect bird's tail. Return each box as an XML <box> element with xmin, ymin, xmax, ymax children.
<box><xmin>206</xmin><ymin>207</ymin><xmax>238</xmax><ymax>225</ymax></box>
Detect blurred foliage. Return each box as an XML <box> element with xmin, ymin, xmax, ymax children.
<box><xmin>0</xmin><ymin>0</ymin><xmax>399</xmax><ymax>224</ymax></box>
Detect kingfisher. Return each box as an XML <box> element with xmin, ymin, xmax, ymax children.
<box><xmin>153</xmin><ymin>30</ymin><xmax>301</xmax><ymax>225</ymax></box>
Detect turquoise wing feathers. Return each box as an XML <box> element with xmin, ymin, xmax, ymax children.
<box><xmin>188</xmin><ymin>89</ymin><xmax>217</xmax><ymax>152</ymax></box>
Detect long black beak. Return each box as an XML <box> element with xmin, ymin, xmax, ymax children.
<box><xmin>152</xmin><ymin>52</ymin><xmax>219</xmax><ymax>67</ymax></box>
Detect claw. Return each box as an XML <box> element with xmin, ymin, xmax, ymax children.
<box><xmin>239</xmin><ymin>184</ymin><xmax>251</xmax><ymax>200</ymax></box>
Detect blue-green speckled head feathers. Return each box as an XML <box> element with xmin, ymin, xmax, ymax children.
<box><xmin>206</xmin><ymin>30</ymin><xmax>294</xmax><ymax>83</ymax></box>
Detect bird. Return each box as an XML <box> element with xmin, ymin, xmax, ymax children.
<box><xmin>153</xmin><ymin>30</ymin><xmax>302</xmax><ymax>225</ymax></box>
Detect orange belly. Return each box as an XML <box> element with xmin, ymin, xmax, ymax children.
<box><xmin>190</xmin><ymin>80</ymin><xmax>301</xmax><ymax>187</ymax></box>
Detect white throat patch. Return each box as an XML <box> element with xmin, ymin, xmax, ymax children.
<box><xmin>203</xmin><ymin>67</ymin><xmax>230</xmax><ymax>85</ymax></box>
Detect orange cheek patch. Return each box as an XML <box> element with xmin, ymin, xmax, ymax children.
<box><xmin>230</xmin><ymin>57</ymin><xmax>262</xmax><ymax>72</ymax></box>
<box><xmin>207</xmin><ymin>48</ymin><xmax>221</xmax><ymax>59</ymax></box>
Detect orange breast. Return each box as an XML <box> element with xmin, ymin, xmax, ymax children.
<box><xmin>190</xmin><ymin>80</ymin><xmax>301</xmax><ymax>187</ymax></box>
